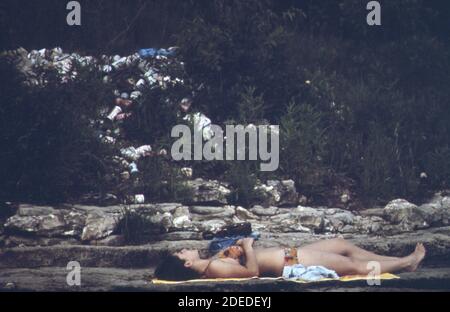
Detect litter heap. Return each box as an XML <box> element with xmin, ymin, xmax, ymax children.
<box><xmin>1</xmin><ymin>46</ymin><xmax>206</xmax><ymax>205</ymax></box>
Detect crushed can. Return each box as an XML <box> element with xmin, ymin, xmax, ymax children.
<box><xmin>130</xmin><ymin>91</ymin><xmax>142</xmax><ymax>100</ymax></box>
<box><xmin>101</xmin><ymin>135</ymin><xmax>116</xmax><ymax>145</ymax></box>
<box><xmin>121</xmin><ymin>147</ymin><xmax>140</xmax><ymax>161</ymax></box>
<box><xmin>129</xmin><ymin>162</ymin><xmax>139</xmax><ymax>174</ymax></box>
<box><xmin>136</xmin><ymin>145</ymin><xmax>152</xmax><ymax>157</ymax></box>
<box><xmin>158</xmin><ymin>149</ymin><xmax>168</xmax><ymax>156</ymax></box>
<box><xmin>181</xmin><ymin>167</ymin><xmax>193</xmax><ymax>178</ymax></box>
<box><xmin>116</xmin><ymin>112</ymin><xmax>132</xmax><ymax>121</ymax></box>
<box><xmin>134</xmin><ymin>194</ymin><xmax>145</xmax><ymax>204</ymax></box>
<box><xmin>107</xmin><ymin>106</ymin><xmax>123</xmax><ymax>121</ymax></box>
<box><xmin>112</xmin><ymin>56</ymin><xmax>127</xmax><ymax>69</ymax></box>
<box><xmin>136</xmin><ymin>79</ymin><xmax>146</xmax><ymax>89</ymax></box>
<box><xmin>102</xmin><ymin>65</ymin><xmax>113</xmax><ymax>73</ymax></box>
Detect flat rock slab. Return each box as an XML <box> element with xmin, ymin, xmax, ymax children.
<box><xmin>1</xmin><ymin>267</ymin><xmax>450</xmax><ymax>292</ymax></box>
<box><xmin>1</xmin><ymin>227</ymin><xmax>450</xmax><ymax>268</ymax></box>
<box><xmin>0</xmin><ymin>267</ymin><xmax>152</xmax><ymax>292</ymax></box>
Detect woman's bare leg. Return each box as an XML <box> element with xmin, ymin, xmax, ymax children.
<box><xmin>302</xmin><ymin>238</ymin><xmax>399</xmax><ymax>261</ymax></box>
<box><xmin>298</xmin><ymin>244</ymin><xmax>426</xmax><ymax>276</ymax></box>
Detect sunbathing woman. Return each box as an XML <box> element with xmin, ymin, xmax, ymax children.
<box><xmin>154</xmin><ymin>237</ymin><xmax>426</xmax><ymax>281</ymax></box>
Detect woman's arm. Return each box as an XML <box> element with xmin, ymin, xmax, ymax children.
<box><xmin>206</xmin><ymin>238</ymin><xmax>259</xmax><ymax>278</ymax></box>
<box><xmin>239</xmin><ymin>238</ymin><xmax>259</xmax><ymax>276</ymax></box>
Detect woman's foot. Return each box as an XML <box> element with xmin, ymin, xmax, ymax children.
<box><xmin>406</xmin><ymin>243</ymin><xmax>426</xmax><ymax>272</ymax></box>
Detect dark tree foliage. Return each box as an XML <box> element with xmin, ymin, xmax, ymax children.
<box><xmin>0</xmin><ymin>60</ymin><xmax>117</xmax><ymax>203</ymax></box>
<box><xmin>1</xmin><ymin>0</ymin><xmax>449</xmax><ymax>206</ymax></box>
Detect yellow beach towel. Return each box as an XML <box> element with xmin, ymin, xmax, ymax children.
<box><xmin>152</xmin><ymin>273</ymin><xmax>399</xmax><ymax>285</ymax></box>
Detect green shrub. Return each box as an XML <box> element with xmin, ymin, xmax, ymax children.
<box><xmin>115</xmin><ymin>206</ymin><xmax>158</xmax><ymax>245</ymax></box>
<box><xmin>135</xmin><ymin>157</ymin><xmax>194</xmax><ymax>203</ymax></box>
<box><xmin>2</xmin><ymin>0</ymin><xmax>450</xmax><ymax>206</ymax></box>
<box><xmin>224</xmin><ymin>162</ymin><xmax>264</xmax><ymax>207</ymax></box>
<box><xmin>0</xmin><ymin>60</ymin><xmax>117</xmax><ymax>203</ymax></box>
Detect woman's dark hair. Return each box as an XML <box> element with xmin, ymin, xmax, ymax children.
<box><xmin>154</xmin><ymin>253</ymin><xmax>201</xmax><ymax>281</ymax></box>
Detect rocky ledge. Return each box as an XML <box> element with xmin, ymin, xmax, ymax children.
<box><xmin>1</xmin><ymin>226</ymin><xmax>450</xmax><ymax>291</ymax></box>
<box><xmin>1</xmin><ymin>192</ymin><xmax>449</xmax><ymax>247</ymax></box>
<box><xmin>1</xmin><ymin>267</ymin><xmax>450</xmax><ymax>292</ymax></box>
<box><xmin>1</xmin><ymin>227</ymin><xmax>450</xmax><ymax>269</ymax></box>
<box><xmin>1</xmin><ymin>192</ymin><xmax>450</xmax><ymax>291</ymax></box>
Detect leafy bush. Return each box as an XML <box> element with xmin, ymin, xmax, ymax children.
<box><xmin>2</xmin><ymin>0</ymin><xmax>450</xmax><ymax>206</ymax></box>
<box><xmin>136</xmin><ymin>157</ymin><xmax>194</xmax><ymax>203</ymax></box>
<box><xmin>0</xmin><ymin>60</ymin><xmax>117</xmax><ymax>203</ymax></box>
<box><xmin>115</xmin><ymin>206</ymin><xmax>158</xmax><ymax>245</ymax></box>
<box><xmin>224</xmin><ymin>162</ymin><xmax>264</xmax><ymax>207</ymax></box>
<box><xmin>173</xmin><ymin>0</ymin><xmax>450</xmax><ymax>205</ymax></box>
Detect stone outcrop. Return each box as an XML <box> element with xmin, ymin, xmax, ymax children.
<box><xmin>2</xmin><ymin>266</ymin><xmax>450</xmax><ymax>292</ymax></box>
<box><xmin>254</xmin><ymin>180</ymin><xmax>300</xmax><ymax>207</ymax></box>
<box><xmin>185</xmin><ymin>179</ymin><xmax>231</xmax><ymax>204</ymax></box>
<box><xmin>1</xmin><ymin>227</ymin><xmax>450</xmax><ymax>292</ymax></box>
<box><xmin>1</xmin><ymin>195</ymin><xmax>450</xmax><ymax>292</ymax></box>
<box><xmin>2</xmin><ymin>227</ymin><xmax>450</xmax><ymax>269</ymax></box>
<box><xmin>2</xmin><ymin>193</ymin><xmax>450</xmax><ymax>247</ymax></box>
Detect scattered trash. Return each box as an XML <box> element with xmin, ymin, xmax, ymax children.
<box><xmin>181</xmin><ymin>167</ymin><xmax>193</xmax><ymax>178</ymax></box>
<box><xmin>115</xmin><ymin>98</ymin><xmax>133</xmax><ymax>108</ymax></box>
<box><xmin>180</xmin><ymin>97</ymin><xmax>192</xmax><ymax>113</ymax></box>
<box><xmin>340</xmin><ymin>193</ymin><xmax>350</xmax><ymax>204</ymax></box>
<box><xmin>107</xmin><ymin>106</ymin><xmax>122</xmax><ymax>121</ymax></box>
<box><xmin>121</xmin><ymin>159</ymin><xmax>130</xmax><ymax>168</ymax></box>
<box><xmin>136</xmin><ymin>145</ymin><xmax>152</xmax><ymax>156</ymax></box>
<box><xmin>100</xmin><ymin>135</ymin><xmax>116</xmax><ymax>145</ymax></box>
<box><xmin>136</xmin><ymin>79</ymin><xmax>146</xmax><ymax>89</ymax></box>
<box><xmin>133</xmin><ymin>194</ymin><xmax>145</xmax><ymax>204</ymax></box>
<box><xmin>129</xmin><ymin>162</ymin><xmax>139</xmax><ymax>174</ymax></box>
<box><xmin>112</xmin><ymin>56</ymin><xmax>127</xmax><ymax>69</ymax></box>
<box><xmin>184</xmin><ymin>112</ymin><xmax>214</xmax><ymax>141</ymax></box>
<box><xmin>103</xmin><ymin>75</ymin><xmax>111</xmax><ymax>84</ymax></box>
<box><xmin>138</xmin><ymin>47</ymin><xmax>177</xmax><ymax>58</ymax></box>
<box><xmin>115</xmin><ymin>112</ymin><xmax>132</xmax><ymax>121</ymax></box>
<box><xmin>130</xmin><ymin>91</ymin><xmax>142</xmax><ymax>100</ymax></box>
<box><xmin>121</xmin><ymin>147</ymin><xmax>140</xmax><ymax>161</ymax></box>
<box><xmin>3</xmin><ymin>46</ymin><xmax>199</xmax><ymax>205</ymax></box>
<box><xmin>102</xmin><ymin>65</ymin><xmax>113</xmax><ymax>73</ymax></box>
<box><xmin>106</xmin><ymin>106</ymin><xmax>122</xmax><ymax>121</ymax></box>
<box><xmin>121</xmin><ymin>145</ymin><xmax>152</xmax><ymax>161</ymax></box>
<box><xmin>158</xmin><ymin>149</ymin><xmax>168</xmax><ymax>156</ymax></box>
